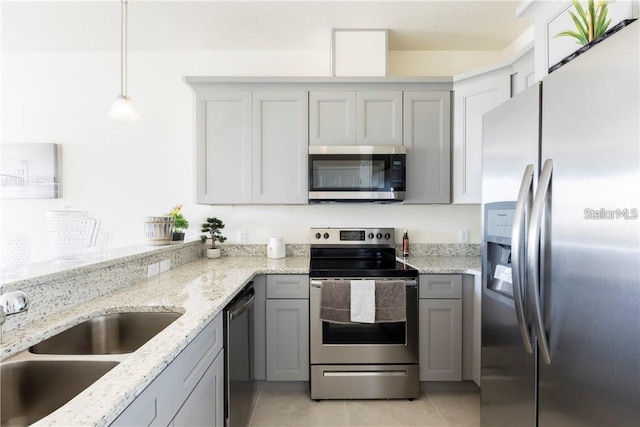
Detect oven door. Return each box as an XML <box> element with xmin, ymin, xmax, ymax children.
<box><xmin>308</xmin><ymin>146</ymin><xmax>406</xmax><ymax>202</ymax></box>
<box><xmin>309</xmin><ymin>279</ymin><xmax>418</xmax><ymax>365</ymax></box>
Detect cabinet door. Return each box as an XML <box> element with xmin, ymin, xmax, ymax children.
<box><xmin>309</xmin><ymin>91</ymin><xmax>356</xmax><ymax>145</ymax></box>
<box><xmin>452</xmin><ymin>73</ymin><xmax>510</xmax><ymax>203</ymax></box>
<box><xmin>197</xmin><ymin>91</ymin><xmax>252</xmax><ymax>204</ymax></box>
<box><xmin>356</xmin><ymin>91</ymin><xmax>403</xmax><ymax>146</ymax></box>
<box><xmin>172</xmin><ymin>350</ymin><xmax>225</xmax><ymax>427</ymax></box>
<box><xmin>173</xmin><ymin>313</ymin><xmax>223</xmax><ymax>410</ymax></box>
<box><xmin>403</xmin><ymin>91</ymin><xmax>451</xmax><ymax>203</ymax></box>
<box><xmin>419</xmin><ymin>299</ymin><xmax>462</xmax><ymax>381</ymax></box>
<box><xmin>252</xmin><ymin>91</ymin><xmax>308</xmax><ymax>204</ymax></box>
<box><xmin>110</xmin><ymin>367</ymin><xmax>173</xmax><ymax>427</ymax></box>
<box><xmin>266</xmin><ymin>299</ymin><xmax>310</xmax><ymax>381</ymax></box>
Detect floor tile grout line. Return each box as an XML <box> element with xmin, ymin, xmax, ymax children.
<box><xmin>343</xmin><ymin>399</ymin><xmax>349</xmax><ymax>427</ymax></box>
<box><xmin>248</xmin><ymin>389</ymin><xmax>261</xmax><ymax>426</ymax></box>
<box><xmin>425</xmin><ymin>392</ymin><xmax>450</xmax><ymax>427</ymax></box>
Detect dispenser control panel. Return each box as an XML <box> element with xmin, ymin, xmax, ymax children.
<box><xmin>486</xmin><ymin>209</ymin><xmax>514</xmax><ymax>239</ymax></box>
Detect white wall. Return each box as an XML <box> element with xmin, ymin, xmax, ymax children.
<box><xmin>1</xmin><ymin>47</ymin><xmax>482</xmax><ymax>264</ymax></box>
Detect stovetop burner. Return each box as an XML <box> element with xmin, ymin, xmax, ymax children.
<box><xmin>309</xmin><ymin>227</ymin><xmax>418</xmax><ymax>279</ymax></box>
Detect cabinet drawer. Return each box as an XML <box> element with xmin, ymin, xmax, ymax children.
<box><xmin>266</xmin><ymin>275</ymin><xmax>309</xmax><ymax>299</ymax></box>
<box><xmin>172</xmin><ymin>312</ymin><xmax>223</xmax><ymax>409</ymax></box>
<box><xmin>110</xmin><ymin>367</ymin><xmax>173</xmax><ymax>427</ymax></box>
<box><xmin>419</xmin><ymin>274</ymin><xmax>462</xmax><ymax>299</ymax></box>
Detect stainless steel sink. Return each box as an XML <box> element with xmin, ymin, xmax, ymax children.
<box><xmin>1</xmin><ymin>359</ymin><xmax>118</xmax><ymax>426</ymax></box>
<box><xmin>30</xmin><ymin>311</ymin><xmax>182</xmax><ymax>355</ymax></box>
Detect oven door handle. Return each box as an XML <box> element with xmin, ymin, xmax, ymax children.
<box><xmin>310</xmin><ymin>280</ymin><xmax>417</xmax><ymax>288</ymax></box>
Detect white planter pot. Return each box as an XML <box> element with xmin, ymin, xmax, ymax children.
<box><xmin>206</xmin><ymin>248</ymin><xmax>221</xmax><ymax>259</ymax></box>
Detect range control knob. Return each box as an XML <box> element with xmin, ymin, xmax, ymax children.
<box><xmin>323</xmin><ymin>232</ymin><xmax>330</xmax><ymax>239</ymax></box>
<box><xmin>376</xmin><ymin>233</ymin><xmax>382</xmax><ymax>239</ymax></box>
<box><xmin>384</xmin><ymin>233</ymin><xmax>391</xmax><ymax>240</ymax></box>
<box><xmin>315</xmin><ymin>232</ymin><xmax>322</xmax><ymax>239</ymax></box>
<box><xmin>368</xmin><ymin>233</ymin><xmax>375</xmax><ymax>240</ymax></box>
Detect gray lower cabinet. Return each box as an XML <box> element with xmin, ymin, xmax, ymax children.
<box><xmin>265</xmin><ymin>275</ymin><xmax>310</xmax><ymax>381</ymax></box>
<box><xmin>110</xmin><ymin>313</ymin><xmax>224</xmax><ymax>427</ymax></box>
<box><xmin>109</xmin><ymin>364</ymin><xmax>174</xmax><ymax>427</ymax></box>
<box><xmin>418</xmin><ymin>274</ymin><xmax>463</xmax><ymax>381</ymax></box>
<box><xmin>171</xmin><ymin>352</ymin><xmax>224</xmax><ymax>427</ymax></box>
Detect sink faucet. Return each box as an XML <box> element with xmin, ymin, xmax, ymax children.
<box><xmin>0</xmin><ymin>291</ymin><xmax>29</xmax><ymax>326</ymax></box>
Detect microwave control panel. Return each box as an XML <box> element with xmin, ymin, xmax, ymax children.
<box><xmin>389</xmin><ymin>154</ymin><xmax>406</xmax><ymax>190</ymax></box>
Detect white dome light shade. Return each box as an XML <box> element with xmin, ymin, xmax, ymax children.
<box><xmin>107</xmin><ymin>95</ymin><xmax>138</xmax><ymax>121</ymax></box>
<box><xmin>108</xmin><ymin>0</ymin><xmax>138</xmax><ymax>121</ymax></box>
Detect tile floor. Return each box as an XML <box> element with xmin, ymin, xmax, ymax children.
<box><xmin>249</xmin><ymin>384</ymin><xmax>480</xmax><ymax>427</ymax></box>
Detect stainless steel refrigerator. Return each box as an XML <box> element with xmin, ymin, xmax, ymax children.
<box><xmin>481</xmin><ymin>19</ymin><xmax>639</xmax><ymax>427</ymax></box>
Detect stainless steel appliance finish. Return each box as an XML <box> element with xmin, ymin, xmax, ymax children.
<box><xmin>1</xmin><ymin>358</ymin><xmax>119</xmax><ymax>426</ymax></box>
<box><xmin>224</xmin><ymin>283</ymin><xmax>256</xmax><ymax>427</ymax></box>
<box><xmin>308</xmin><ymin>145</ymin><xmax>406</xmax><ymax>203</ymax></box>
<box><xmin>481</xmin><ymin>20</ymin><xmax>640</xmax><ymax>427</ymax></box>
<box><xmin>30</xmin><ymin>312</ymin><xmax>182</xmax><ymax>355</ymax></box>
<box><xmin>309</xmin><ymin>228</ymin><xmax>419</xmax><ymax>400</ymax></box>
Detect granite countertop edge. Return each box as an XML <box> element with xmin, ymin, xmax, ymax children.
<box><xmin>3</xmin><ymin>254</ymin><xmax>480</xmax><ymax>427</ymax></box>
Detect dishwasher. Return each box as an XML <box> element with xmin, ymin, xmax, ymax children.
<box><xmin>224</xmin><ymin>282</ymin><xmax>256</xmax><ymax>427</ymax></box>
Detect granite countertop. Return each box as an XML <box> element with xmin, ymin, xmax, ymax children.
<box><xmin>403</xmin><ymin>255</ymin><xmax>481</xmax><ymax>276</ymax></box>
<box><xmin>2</xmin><ymin>253</ymin><xmax>480</xmax><ymax>427</ymax></box>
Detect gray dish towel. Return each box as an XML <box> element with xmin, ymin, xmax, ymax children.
<box><xmin>319</xmin><ymin>280</ymin><xmax>407</xmax><ymax>324</ymax></box>
<box><xmin>319</xmin><ymin>280</ymin><xmax>351</xmax><ymax>323</ymax></box>
<box><xmin>375</xmin><ymin>280</ymin><xmax>406</xmax><ymax>322</ymax></box>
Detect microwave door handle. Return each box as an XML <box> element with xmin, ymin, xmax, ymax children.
<box><xmin>527</xmin><ymin>159</ymin><xmax>553</xmax><ymax>365</ymax></box>
<box><xmin>511</xmin><ymin>164</ymin><xmax>534</xmax><ymax>354</ymax></box>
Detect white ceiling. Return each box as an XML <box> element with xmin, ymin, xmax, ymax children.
<box><xmin>1</xmin><ymin>0</ymin><xmax>533</xmax><ymax>52</ymax></box>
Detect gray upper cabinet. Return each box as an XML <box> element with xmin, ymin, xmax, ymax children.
<box><xmin>356</xmin><ymin>91</ymin><xmax>403</xmax><ymax>146</ymax></box>
<box><xmin>252</xmin><ymin>91</ymin><xmax>308</xmax><ymax>204</ymax></box>
<box><xmin>403</xmin><ymin>91</ymin><xmax>451</xmax><ymax>204</ymax></box>
<box><xmin>197</xmin><ymin>91</ymin><xmax>252</xmax><ymax>204</ymax></box>
<box><xmin>309</xmin><ymin>91</ymin><xmax>356</xmax><ymax>145</ymax></box>
<box><xmin>309</xmin><ymin>90</ymin><xmax>403</xmax><ymax>146</ymax></box>
<box><xmin>195</xmin><ymin>90</ymin><xmax>308</xmax><ymax>205</ymax></box>
<box><xmin>452</xmin><ymin>70</ymin><xmax>510</xmax><ymax>204</ymax></box>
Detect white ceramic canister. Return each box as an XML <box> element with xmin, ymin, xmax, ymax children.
<box><xmin>267</xmin><ymin>237</ymin><xmax>286</xmax><ymax>259</ymax></box>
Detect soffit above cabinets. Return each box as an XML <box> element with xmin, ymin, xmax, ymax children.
<box><xmin>2</xmin><ymin>1</ymin><xmax>532</xmax><ymax>52</ymax></box>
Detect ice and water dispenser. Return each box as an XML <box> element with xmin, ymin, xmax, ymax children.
<box><xmin>483</xmin><ymin>202</ymin><xmax>518</xmax><ymax>297</ymax></box>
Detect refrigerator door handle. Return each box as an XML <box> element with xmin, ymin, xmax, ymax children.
<box><xmin>511</xmin><ymin>164</ymin><xmax>534</xmax><ymax>354</ymax></box>
<box><xmin>528</xmin><ymin>158</ymin><xmax>553</xmax><ymax>365</ymax></box>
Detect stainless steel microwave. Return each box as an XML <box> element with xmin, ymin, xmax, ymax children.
<box><xmin>308</xmin><ymin>145</ymin><xmax>406</xmax><ymax>203</ymax></box>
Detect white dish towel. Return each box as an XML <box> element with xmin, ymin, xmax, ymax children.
<box><xmin>350</xmin><ymin>280</ymin><xmax>375</xmax><ymax>323</ymax></box>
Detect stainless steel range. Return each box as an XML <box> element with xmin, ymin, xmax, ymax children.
<box><xmin>309</xmin><ymin>227</ymin><xmax>419</xmax><ymax>400</ymax></box>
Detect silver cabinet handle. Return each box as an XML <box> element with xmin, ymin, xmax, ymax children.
<box><xmin>527</xmin><ymin>159</ymin><xmax>553</xmax><ymax>365</ymax></box>
<box><xmin>511</xmin><ymin>164</ymin><xmax>534</xmax><ymax>354</ymax></box>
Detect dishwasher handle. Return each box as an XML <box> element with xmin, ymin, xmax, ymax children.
<box><xmin>228</xmin><ymin>288</ymin><xmax>255</xmax><ymax>321</ymax></box>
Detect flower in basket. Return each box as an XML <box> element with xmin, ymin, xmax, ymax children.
<box><xmin>168</xmin><ymin>204</ymin><xmax>189</xmax><ymax>233</ymax></box>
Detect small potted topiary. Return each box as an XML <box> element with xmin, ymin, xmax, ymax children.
<box><xmin>168</xmin><ymin>204</ymin><xmax>189</xmax><ymax>242</ymax></box>
<box><xmin>200</xmin><ymin>217</ymin><xmax>227</xmax><ymax>258</ymax></box>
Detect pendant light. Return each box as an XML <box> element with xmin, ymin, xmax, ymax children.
<box><xmin>108</xmin><ymin>0</ymin><xmax>138</xmax><ymax>120</ymax></box>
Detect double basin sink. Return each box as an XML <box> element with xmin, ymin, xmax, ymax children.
<box><xmin>1</xmin><ymin>311</ymin><xmax>182</xmax><ymax>426</ymax></box>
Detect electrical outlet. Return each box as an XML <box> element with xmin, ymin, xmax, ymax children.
<box><xmin>147</xmin><ymin>263</ymin><xmax>160</xmax><ymax>278</ymax></box>
<box><xmin>160</xmin><ymin>259</ymin><xmax>171</xmax><ymax>273</ymax></box>
<box><xmin>459</xmin><ymin>229</ymin><xmax>469</xmax><ymax>244</ymax></box>
<box><xmin>237</xmin><ymin>230</ymin><xmax>247</xmax><ymax>244</ymax></box>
